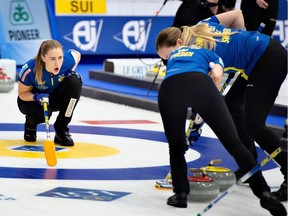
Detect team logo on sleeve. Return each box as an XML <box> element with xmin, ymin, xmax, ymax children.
<box><xmin>58</xmin><ymin>74</ymin><xmax>65</xmax><ymax>82</ymax></box>
<box><xmin>20</xmin><ymin>68</ymin><xmax>31</xmax><ymax>82</ymax></box>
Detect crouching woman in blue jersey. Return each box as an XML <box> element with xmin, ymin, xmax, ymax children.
<box><xmin>17</xmin><ymin>40</ymin><xmax>82</xmax><ymax>147</ymax></box>
<box><xmin>156</xmin><ymin>30</ymin><xmax>286</xmax><ymax>215</ymax></box>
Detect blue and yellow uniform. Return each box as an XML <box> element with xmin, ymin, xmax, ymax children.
<box><xmin>157</xmin><ymin>13</ymin><xmax>287</xmax><ymax>210</ymax></box>
<box><xmin>196</xmin><ymin>15</ymin><xmax>288</xmax><ymax>197</ymax></box>
<box><xmin>18</xmin><ymin>50</ymin><xmax>76</xmax><ymax>93</ymax></box>
<box><xmin>165</xmin><ymin>46</ymin><xmax>224</xmax><ymax>80</ymax></box>
<box><xmin>200</xmin><ymin>16</ymin><xmax>271</xmax><ymax>79</ymax></box>
<box><xmin>17</xmin><ymin>49</ymin><xmax>82</xmax><ymax>147</ymax></box>
<box><xmin>157</xmin><ymin>44</ymin><xmax>273</xmax><ymax>204</ymax></box>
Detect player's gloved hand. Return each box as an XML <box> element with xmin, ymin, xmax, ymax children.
<box><xmin>187</xmin><ymin>120</ymin><xmax>204</xmax><ymax>147</ymax></box>
<box><xmin>189</xmin><ymin>124</ymin><xmax>203</xmax><ymax>142</ymax></box>
<box><xmin>33</xmin><ymin>93</ymin><xmax>49</xmax><ymax>105</ymax></box>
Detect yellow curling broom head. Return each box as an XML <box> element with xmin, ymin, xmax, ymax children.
<box><xmin>44</xmin><ymin>140</ymin><xmax>57</xmax><ymax>167</ymax></box>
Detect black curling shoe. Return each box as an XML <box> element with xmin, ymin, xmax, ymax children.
<box><xmin>24</xmin><ymin>127</ymin><xmax>37</xmax><ymax>142</ymax></box>
<box><xmin>260</xmin><ymin>191</ymin><xmax>287</xmax><ymax>216</ymax></box>
<box><xmin>167</xmin><ymin>192</ymin><xmax>187</xmax><ymax>208</ymax></box>
<box><xmin>54</xmin><ymin>131</ymin><xmax>74</xmax><ymax>146</ymax></box>
<box><xmin>271</xmin><ymin>182</ymin><xmax>287</xmax><ymax>202</ymax></box>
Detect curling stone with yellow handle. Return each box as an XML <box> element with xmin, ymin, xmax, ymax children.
<box><xmin>200</xmin><ymin>159</ymin><xmax>236</xmax><ymax>192</ymax></box>
<box><xmin>188</xmin><ymin>168</ymin><xmax>220</xmax><ymax>202</ymax></box>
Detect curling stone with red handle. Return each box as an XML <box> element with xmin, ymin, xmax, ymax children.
<box><xmin>0</xmin><ymin>67</ymin><xmax>14</xmax><ymax>92</ymax></box>
<box><xmin>188</xmin><ymin>168</ymin><xmax>220</xmax><ymax>202</ymax></box>
<box><xmin>200</xmin><ymin>159</ymin><xmax>236</xmax><ymax>192</ymax></box>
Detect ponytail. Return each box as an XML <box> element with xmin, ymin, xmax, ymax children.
<box><xmin>156</xmin><ymin>24</ymin><xmax>237</xmax><ymax>52</ymax></box>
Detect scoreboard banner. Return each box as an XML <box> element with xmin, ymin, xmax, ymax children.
<box><xmin>55</xmin><ymin>0</ymin><xmax>107</xmax><ymax>15</ymax></box>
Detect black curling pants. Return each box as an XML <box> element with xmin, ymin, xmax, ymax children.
<box><xmin>172</xmin><ymin>0</ymin><xmax>214</xmax><ymax>28</ymax></box>
<box><xmin>241</xmin><ymin>0</ymin><xmax>278</xmax><ymax>36</ymax></box>
<box><xmin>225</xmin><ymin>39</ymin><xmax>288</xmax><ymax>183</ymax></box>
<box><xmin>18</xmin><ymin>73</ymin><xmax>82</xmax><ymax>134</ymax></box>
<box><xmin>158</xmin><ymin>72</ymin><xmax>270</xmax><ymax>198</ymax></box>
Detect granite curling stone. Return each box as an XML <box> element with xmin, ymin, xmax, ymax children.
<box><xmin>200</xmin><ymin>159</ymin><xmax>236</xmax><ymax>192</ymax></box>
<box><xmin>188</xmin><ymin>168</ymin><xmax>220</xmax><ymax>202</ymax></box>
<box><xmin>0</xmin><ymin>67</ymin><xmax>14</xmax><ymax>93</ymax></box>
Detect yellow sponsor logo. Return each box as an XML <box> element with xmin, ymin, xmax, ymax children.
<box><xmin>56</xmin><ymin>0</ymin><xmax>107</xmax><ymax>15</ymax></box>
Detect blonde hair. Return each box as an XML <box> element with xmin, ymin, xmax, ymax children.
<box><xmin>34</xmin><ymin>40</ymin><xmax>63</xmax><ymax>83</ymax></box>
<box><xmin>156</xmin><ymin>23</ymin><xmax>237</xmax><ymax>51</ymax></box>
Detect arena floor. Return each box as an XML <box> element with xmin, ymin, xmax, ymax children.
<box><xmin>0</xmin><ymin>83</ymin><xmax>286</xmax><ymax>216</ymax></box>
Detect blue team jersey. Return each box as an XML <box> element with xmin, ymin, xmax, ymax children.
<box><xmin>165</xmin><ymin>46</ymin><xmax>224</xmax><ymax>80</ymax></box>
<box><xmin>199</xmin><ymin>16</ymin><xmax>270</xmax><ymax>78</ymax></box>
<box><xmin>18</xmin><ymin>50</ymin><xmax>76</xmax><ymax>94</ymax></box>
